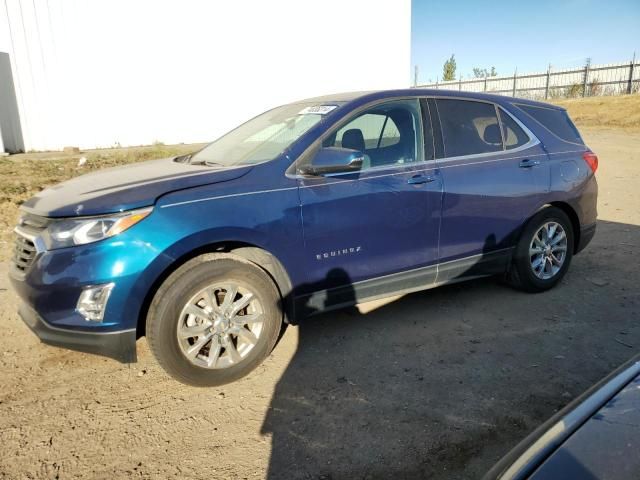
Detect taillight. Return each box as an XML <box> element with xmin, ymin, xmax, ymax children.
<box><xmin>583</xmin><ymin>151</ymin><xmax>598</xmax><ymax>173</ymax></box>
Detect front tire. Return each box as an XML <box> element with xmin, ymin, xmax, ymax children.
<box><xmin>146</xmin><ymin>253</ymin><xmax>283</xmax><ymax>386</ymax></box>
<box><xmin>508</xmin><ymin>206</ymin><xmax>574</xmax><ymax>293</ymax></box>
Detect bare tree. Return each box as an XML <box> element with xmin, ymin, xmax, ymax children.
<box><xmin>472</xmin><ymin>67</ymin><xmax>498</xmax><ymax>78</ymax></box>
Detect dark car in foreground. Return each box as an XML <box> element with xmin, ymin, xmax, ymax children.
<box><xmin>9</xmin><ymin>89</ymin><xmax>598</xmax><ymax>386</ymax></box>
<box><xmin>484</xmin><ymin>355</ymin><xmax>640</xmax><ymax>480</ymax></box>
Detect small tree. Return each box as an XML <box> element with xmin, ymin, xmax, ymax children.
<box><xmin>443</xmin><ymin>55</ymin><xmax>456</xmax><ymax>81</ymax></box>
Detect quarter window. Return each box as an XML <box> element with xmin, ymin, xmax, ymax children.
<box><xmin>517</xmin><ymin>104</ymin><xmax>583</xmax><ymax>145</ymax></box>
<box><xmin>436</xmin><ymin>99</ymin><xmax>503</xmax><ymax>157</ymax></box>
<box><xmin>499</xmin><ymin>109</ymin><xmax>530</xmax><ymax>150</ymax></box>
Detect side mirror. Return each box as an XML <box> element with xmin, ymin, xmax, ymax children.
<box><xmin>300</xmin><ymin>147</ymin><xmax>364</xmax><ymax>176</ymax></box>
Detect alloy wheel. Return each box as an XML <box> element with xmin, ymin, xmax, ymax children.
<box><xmin>529</xmin><ymin>221</ymin><xmax>568</xmax><ymax>280</ymax></box>
<box><xmin>176</xmin><ymin>282</ymin><xmax>264</xmax><ymax>369</ymax></box>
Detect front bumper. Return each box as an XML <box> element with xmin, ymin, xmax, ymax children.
<box><xmin>18</xmin><ymin>302</ymin><xmax>137</xmax><ymax>363</ymax></box>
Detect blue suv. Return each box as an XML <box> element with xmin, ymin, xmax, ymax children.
<box><xmin>10</xmin><ymin>90</ymin><xmax>598</xmax><ymax>386</ymax></box>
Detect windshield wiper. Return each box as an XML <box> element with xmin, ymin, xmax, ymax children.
<box><xmin>174</xmin><ymin>154</ymin><xmax>221</xmax><ymax>167</ymax></box>
<box><xmin>204</xmin><ymin>160</ymin><xmax>224</xmax><ymax>167</ymax></box>
<box><xmin>174</xmin><ymin>153</ymin><xmax>193</xmax><ymax>163</ymax></box>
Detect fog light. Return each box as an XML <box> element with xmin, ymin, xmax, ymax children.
<box><xmin>76</xmin><ymin>283</ymin><xmax>115</xmax><ymax>322</ymax></box>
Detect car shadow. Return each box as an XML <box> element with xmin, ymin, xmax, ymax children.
<box><xmin>260</xmin><ymin>219</ymin><xmax>640</xmax><ymax>479</ymax></box>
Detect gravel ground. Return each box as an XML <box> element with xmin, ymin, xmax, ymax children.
<box><xmin>0</xmin><ymin>127</ymin><xmax>638</xmax><ymax>479</ymax></box>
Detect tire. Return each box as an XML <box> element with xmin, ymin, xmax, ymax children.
<box><xmin>507</xmin><ymin>206</ymin><xmax>574</xmax><ymax>293</ymax></box>
<box><xmin>146</xmin><ymin>253</ymin><xmax>283</xmax><ymax>386</ymax></box>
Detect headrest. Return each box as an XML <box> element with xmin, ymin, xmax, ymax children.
<box><xmin>341</xmin><ymin>129</ymin><xmax>366</xmax><ymax>152</ymax></box>
<box><xmin>483</xmin><ymin>123</ymin><xmax>502</xmax><ymax>144</ymax></box>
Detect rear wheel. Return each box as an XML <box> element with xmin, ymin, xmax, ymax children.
<box><xmin>508</xmin><ymin>207</ymin><xmax>574</xmax><ymax>292</ymax></box>
<box><xmin>146</xmin><ymin>253</ymin><xmax>282</xmax><ymax>386</ymax></box>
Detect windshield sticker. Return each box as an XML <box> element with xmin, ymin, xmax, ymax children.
<box><xmin>298</xmin><ymin>105</ymin><xmax>338</xmax><ymax>115</ymax></box>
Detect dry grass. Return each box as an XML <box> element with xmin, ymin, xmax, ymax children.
<box><xmin>0</xmin><ymin>143</ymin><xmax>203</xmax><ymax>260</ymax></box>
<box><xmin>550</xmin><ymin>94</ymin><xmax>640</xmax><ymax>131</ymax></box>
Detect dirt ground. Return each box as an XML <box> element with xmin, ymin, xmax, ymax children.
<box><xmin>0</xmin><ymin>127</ymin><xmax>639</xmax><ymax>479</ymax></box>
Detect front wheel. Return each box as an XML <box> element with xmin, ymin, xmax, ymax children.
<box><xmin>508</xmin><ymin>206</ymin><xmax>574</xmax><ymax>293</ymax></box>
<box><xmin>146</xmin><ymin>253</ymin><xmax>283</xmax><ymax>386</ymax></box>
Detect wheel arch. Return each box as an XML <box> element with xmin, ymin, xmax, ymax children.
<box><xmin>524</xmin><ymin>202</ymin><xmax>580</xmax><ymax>254</ymax></box>
<box><xmin>517</xmin><ymin>201</ymin><xmax>581</xmax><ymax>255</ymax></box>
<box><xmin>136</xmin><ymin>241</ymin><xmax>294</xmax><ymax>338</ymax></box>
<box><xmin>547</xmin><ymin>201</ymin><xmax>581</xmax><ymax>253</ymax></box>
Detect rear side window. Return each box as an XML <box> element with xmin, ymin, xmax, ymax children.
<box><xmin>518</xmin><ymin>104</ymin><xmax>583</xmax><ymax>144</ymax></box>
<box><xmin>436</xmin><ymin>99</ymin><xmax>503</xmax><ymax>157</ymax></box>
<box><xmin>498</xmin><ymin>109</ymin><xmax>530</xmax><ymax>150</ymax></box>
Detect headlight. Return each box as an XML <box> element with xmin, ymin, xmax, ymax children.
<box><xmin>43</xmin><ymin>207</ymin><xmax>152</xmax><ymax>249</ymax></box>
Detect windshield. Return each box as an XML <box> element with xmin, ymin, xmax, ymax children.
<box><xmin>191</xmin><ymin>102</ymin><xmax>342</xmax><ymax>166</ymax></box>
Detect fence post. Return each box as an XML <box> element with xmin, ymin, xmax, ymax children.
<box><xmin>582</xmin><ymin>59</ymin><xmax>590</xmax><ymax>97</ymax></box>
<box><xmin>459</xmin><ymin>75</ymin><xmax>462</xmax><ymax>91</ymax></box>
<box><xmin>628</xmin><ymin>52</ymin><xmax>636</xmax><ymax>94</ymax></box>
<box><xmin>512</xmin><ymin>69</ymin><xmax>517</xmax><ymax>97</ymax></box>
<box><xmin>544</xmin><ymin>65</ymin><xmax>551</xmax><ymax>99</ymax></box>
<box><xmin>484</xmin><ymin>74</ymin><xmax>488</xmax><ymax>92</ymax></box>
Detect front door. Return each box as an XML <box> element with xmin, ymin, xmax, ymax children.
<box><xmin>296</xmin><ymin>98</ymin><xmax>443</xmax><ymax>311</ymax></box>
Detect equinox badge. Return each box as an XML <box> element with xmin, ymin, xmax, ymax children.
<box><xmin>316</xmin><ymin>246</ymin><xmax>362</xmax><ymax>260</ymax></box>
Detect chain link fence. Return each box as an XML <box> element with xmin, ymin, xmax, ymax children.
<box><xmin>416</xmin><ymin>57</ymin><xmax>640</xmax><ymax>100</ymax></box>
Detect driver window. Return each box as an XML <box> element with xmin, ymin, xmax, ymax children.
<box><xmin>335</xmin><ymin>114</ymin><xmax>387</xmax><ymax>149</ymax></box>
<box><xmin>323</xmin><ymin>99</ymin><xmax>424</xmax><ymax>171</ymax></box>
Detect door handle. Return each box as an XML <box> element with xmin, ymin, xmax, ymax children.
<box><xmin>407</xmin><ymin>174</ymin><xmax>437</xmax><ymax>185</ymax></box>
<box><xmin>519</xmin><ymin>158</ymin><xmax>540</xmax><ymax>168</ymax></box>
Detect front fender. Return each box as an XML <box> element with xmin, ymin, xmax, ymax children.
<box><xmin>121</xmin><ymin>181</ymin><xmax>304</xmax><ymax>330</ymax></box>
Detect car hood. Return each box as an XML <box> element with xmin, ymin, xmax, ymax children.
<box><xmin>21</xmin><ymin>158</ymin><xmax>252</xmax><ymax>217</ymax></box>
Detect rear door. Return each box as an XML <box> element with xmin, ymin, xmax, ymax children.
<box><xmin>430</xmin><ymin>97</ymin><xmax>547</xmax><ymax>281</ymax></box>
<box><xmin>296</xmin><ymin>98</ymin><xmax>443</xmax><ymax>309</ymax></box>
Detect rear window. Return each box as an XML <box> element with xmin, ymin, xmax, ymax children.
<box><xmin>518</xmin><ymin>104</ymin><xmax>583</xmax><ymax>144</ymax></box>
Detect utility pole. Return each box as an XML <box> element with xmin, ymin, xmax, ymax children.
<box><xmin>628</xmin><ymin>52</ymin><xmax>636</xmax><ymax>94</ymax></box>
<box><xmin>414</xmin><ymin>65</ymin><xmax>419</xmax><ymax>87</ymax></box>
<box><xmin>582</xmin><ymin>57</ymin><xmax>591</xmax><ymax>97</ymax></box>
<box><xmin>544</xmin><ymin>64</ymin><xmax>551</xmax><ymax>99</ymax></box>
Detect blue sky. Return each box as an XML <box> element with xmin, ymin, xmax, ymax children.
<box><xmin>411</xmin><ymin>0</ymin><xmax>640</xmax><ymax>84</ymax></box>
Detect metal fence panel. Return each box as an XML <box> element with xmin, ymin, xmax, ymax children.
<box><xmin>417</xmin><ymin>58</ymin><xmax>639</xmax><ymax>100</ymax></box>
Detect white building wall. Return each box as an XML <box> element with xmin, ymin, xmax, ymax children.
<box><xmin>0</xmin><ymin>0</ymin><xmax>410</xmax><ymax>151</ymax></box>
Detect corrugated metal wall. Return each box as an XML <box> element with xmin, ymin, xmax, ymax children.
<box><xmin>0</xmin><ymin>0</ymin><xmax>411</xmax><ymax>151</ymax></box>
<box><xmin>0</xmin><ymin>51</ymin><xmax>23</xmax><ymax>152</ymax></box>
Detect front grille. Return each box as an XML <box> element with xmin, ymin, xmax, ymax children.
<box><xmin>12</xmin><ymin>213</ymin><xmax>49</xmax><ymax>274</ymax></box>
<box><xmin>13</xmin><ymin>232</ymin><xmax>38</xmax><ymax>272</ymax></box>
